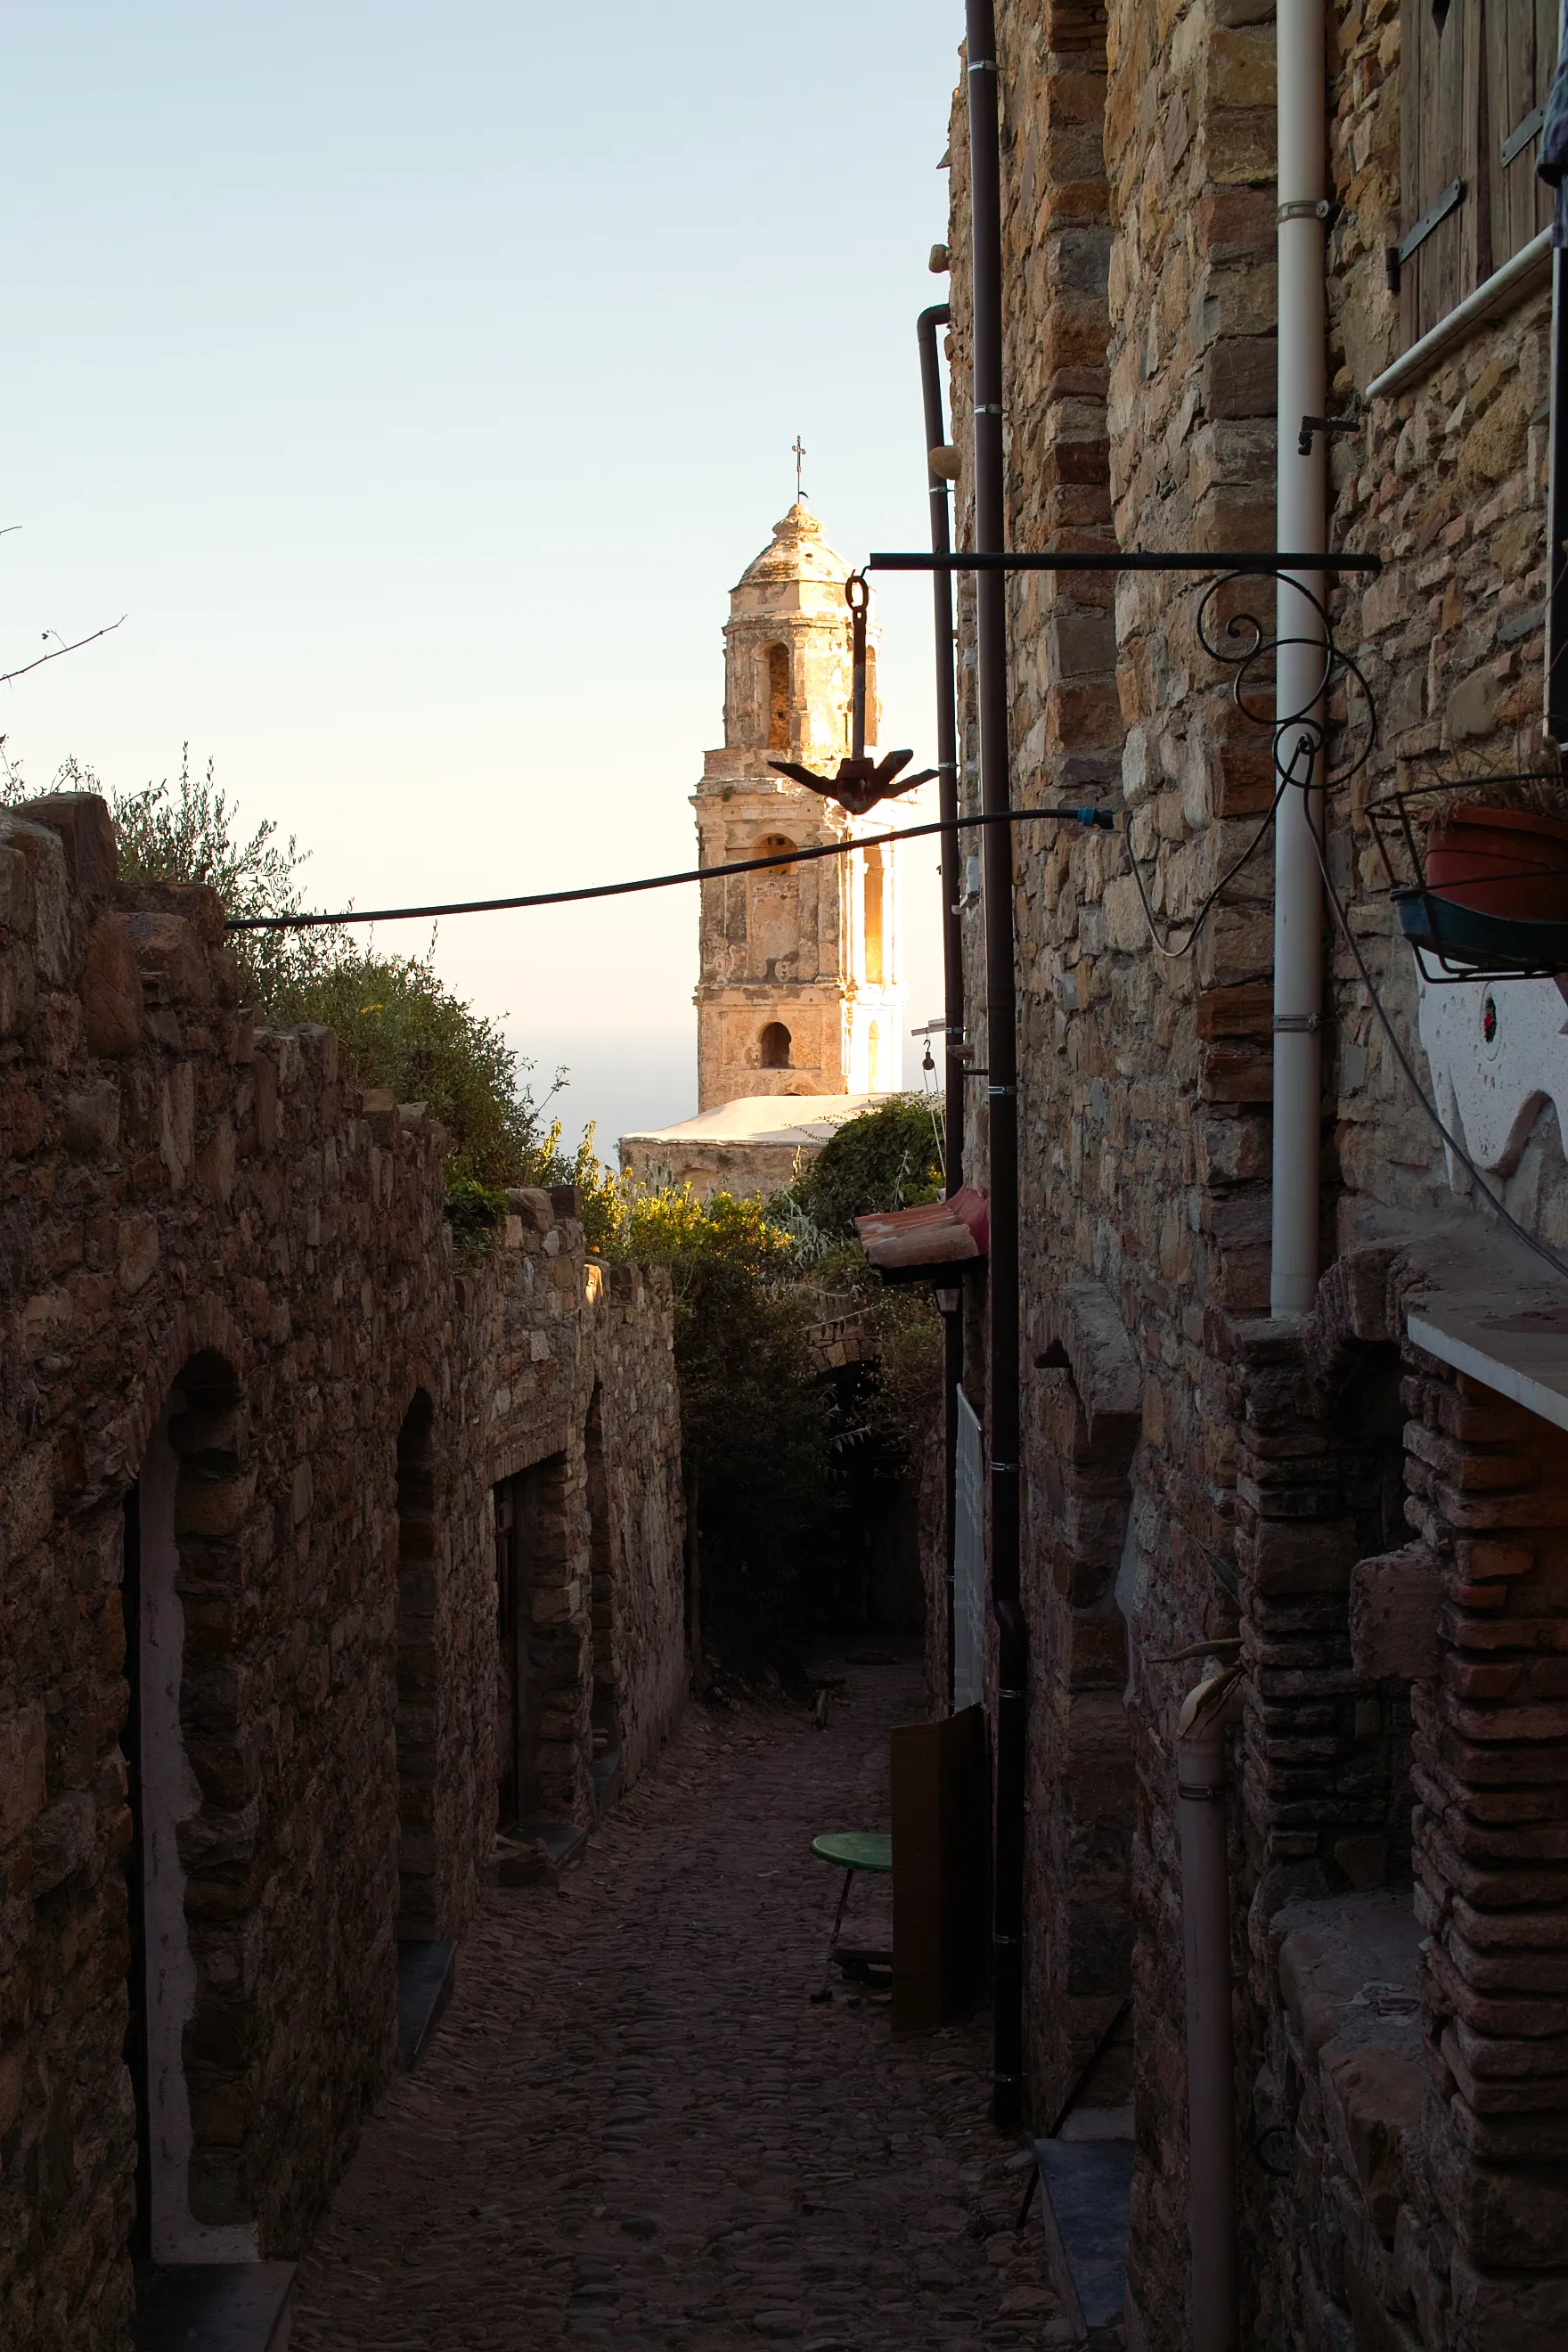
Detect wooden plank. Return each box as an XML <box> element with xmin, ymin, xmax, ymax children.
<box><xmin>1490</xmin><ymin>0</ymin><xmax>1559</xmax><ymax>266</ymax></box>
<box><xmin>1402</xmin><ymin>0</ymin><xmax>1480</xmax><ymax>343</ymax></box>
<box><xmin>1460</xmin><ymin>0</ymin><xmax>1486</xmax><ymax>297</ymax></box>
<box><xmin>890</xmin><ymin>1703</ymin><xmax>989</xmax><ymax>2038</ymax></box>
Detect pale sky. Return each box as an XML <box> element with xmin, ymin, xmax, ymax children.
<box><xmin>0</xmin><ymin>1</ymin><xmax>962</xmax><ymax>1156</ymax></box>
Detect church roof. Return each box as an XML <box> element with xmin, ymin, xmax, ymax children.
<box><xmin>620</xmin><ymin>1093</ymin><xmax>882</xmax><ymax>1151</ymax></box>
<box><xmin>736</xmin><ymin>502</ymin><xmax>852</xmax><ymax>592</ymax></box>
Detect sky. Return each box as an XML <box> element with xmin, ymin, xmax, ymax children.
<box><xmin>0</xmin><ymin>1</ymin><xmax>962</xmax><ymax>1155</ymax></box>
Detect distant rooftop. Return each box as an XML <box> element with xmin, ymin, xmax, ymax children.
<box><xmin>620</xmin><ymin>1093</ymin><xmax>882</xmax><ymax>1153</ymax></box>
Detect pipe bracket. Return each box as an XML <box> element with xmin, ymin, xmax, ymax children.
<box><xmin>1273</xmin><ymin>1012</ymin><xmax>1322</xmax><ymax>1033</ymax></box>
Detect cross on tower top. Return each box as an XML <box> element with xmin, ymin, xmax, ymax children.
<box><xmin>792</xmin><ymin>436</ymin><xmax>806</xmax><ymax>499</ymax></box>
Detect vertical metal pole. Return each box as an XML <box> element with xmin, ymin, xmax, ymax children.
<box><xmin>1271</xmin><ymin>0</ymin><xmax>1327</xmax><ymax>1317</ymax></box>
<box><xmin>919</xmin><ymin>300</ymin><xmax>965</xmax><ymax>1713</ymax></box>
<box><xmin>1548</xmin><ymin>235</ymin><xmax>1568</xmax><ymax>745</ymax></box>
<box><xmin>966</xmin><ymin>0</ymin><xmax>1026</xmax><ymax>2132</ymax></box>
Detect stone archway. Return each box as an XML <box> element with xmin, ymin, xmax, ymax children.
<box><xmin>395</xmin><ymin>1392</ymin><xmax>438</xmax><ymax>1936</ymax></box>
<box><xmin>1025</xmin><ymin>1285</ymin><xmax>1141</xmax><ymax>2129</ymax></box>
<box><xmin>126</xmin><ymin>1352</ymin><xmax>260</xmax><ymax>2264</ymax></box>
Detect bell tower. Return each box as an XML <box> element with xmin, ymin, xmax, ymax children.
<box><xmin>692</xmin><ymin>502</ymin><xmax>907</xmax><ymax>1109</ymax></box>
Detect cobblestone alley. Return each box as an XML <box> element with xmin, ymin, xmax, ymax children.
<box><xmin>290</xmin><ymin>1660</ymin><xmax>1072</xmax><ymax>2351</ymax></box>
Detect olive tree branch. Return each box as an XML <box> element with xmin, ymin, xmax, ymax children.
<box><xmin>1</xmin><ymin>615</ymin><xmax>127</xmax><ymax>689</ymax></box>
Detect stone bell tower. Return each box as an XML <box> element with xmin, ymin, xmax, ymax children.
<box><xmin>692</xmin><ymin>502</ymin><xmax>906</xmax><ymax>1109</ymax></box>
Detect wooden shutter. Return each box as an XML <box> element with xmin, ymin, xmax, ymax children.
<box><xmin>1486</xmin><ymin>0</ymin><xmax>1558</xmax><ymax>272</ymax></box>
<box><xmin>1400</xmin><ymin>0</ymin><xmax>1482</xmax><ymax>345</ymax></box>
<box><xmin>1399</xmin><ymin>1</ymin><xmax>1561</xmax><ymax>347</ymax></box>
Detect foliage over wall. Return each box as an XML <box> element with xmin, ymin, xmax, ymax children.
<box><xmin>772</xmin><ymin>1092</ymin><xmax>943</xmax><ymax>1244</ymax></box>
<box><xmin>4</xmin><ymin>746</ymin><xmax>586</xmax><ymax>1198</ymax></box>
<box><xmin>601</xmin><ymin>1186</ymin><xmax>835</xmax><ymax>1655</ymax></box>
<box><xmin>585</xmin><ymin>1100</ymin><xmax>946</xmax><ymax>1654</ymax></box>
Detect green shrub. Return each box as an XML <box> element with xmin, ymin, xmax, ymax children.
<box><xmin>264</xmin><ymin>940</ymin><xmax>556</xmax><ymax>1188</ymax></box>
<box><xmin>9</xmin><ymin>745</ymin><xmax>584</xmax><ymax>1208</ymax></box>
<box><xmin>772</xmin><ymin>1093</ymin><xmax>943</xmax><ymax>1243</ymax></box>
<box><xmin>603</xmin><ymin>1184</ymin><xmax>836</xmax><ymax>1656</ymax></box>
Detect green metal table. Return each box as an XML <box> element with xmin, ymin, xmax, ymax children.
<box><xmin>810</xmin><ymin>1831</ymin><xmax>893</xmax><ymax>2001</ymax></box>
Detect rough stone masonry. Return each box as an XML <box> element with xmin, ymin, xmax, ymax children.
<box><xmin>937</xmin><ymin>4</ymin><xmax>1568</xmax><ymax>2349</ymax></box>
<box><xmin>0</xmin><ymin>792</ymin><xmax>687</xmax><ymax>2351</ymax></box>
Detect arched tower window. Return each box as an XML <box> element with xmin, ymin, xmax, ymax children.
<box><xmin>760</xmin><ymin>1021</ymin><xmax>792</xmax><ymax>1069</ymax></box>
<box><xmin>765</xmin><ymin>643</ymin><xmax>790</xmax><ymax>750</ymax></box>
<box><xmin>864</xmin><ymin>846</ymin><xmax>886</xmax><ymax>985</ymax></box>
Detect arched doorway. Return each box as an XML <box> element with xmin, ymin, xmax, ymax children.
<box><xmin>124</xmin><ymin>1354</ymin><xmax>260</xmax><ymax>2265</ymax></box>
<box><xmin>395</xmin><ymin>1392</ymin><xmax>437</xmax><ymax>1934</ymax></box>
<box><xmin>585</xmin><ymin>1383</ymin><xmax>621</xmax><ymax>1808</ymax></box>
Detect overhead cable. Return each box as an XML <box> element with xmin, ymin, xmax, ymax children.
<box><xmin>224</xmin><ymin>804</ymin><xmax>1115</xmax><ymax>933</ymax></box>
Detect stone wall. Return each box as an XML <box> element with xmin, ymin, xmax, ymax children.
<box><xmin>938</xmin><ymin>4</ymin><xmax>1568</xmax><ymax>2348</ymax></box>
<box><xmin>0</xmin><ymin>795</ymin><xmax>685</xmax><ymax>2351</ymax></box>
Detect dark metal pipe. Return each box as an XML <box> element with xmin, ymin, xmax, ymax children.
<box><xmin>919</xmin><ymin>298</ymin><xmax>965</xmax><ymax>1716</ymax></box>
<box><xmin>869</xmin><ymin>548</ymin><xmax>1382</xmax><ymax>575</ymax></box>
<box><xmin>1548</xmin><ymin>244</ymin><xmax>1568</xmax><ymax>743</ymax></box>
<box><xmin>966</xmin><ymin>0</ymin><xmax>1027</xmax><ymax>2134</ymax></box>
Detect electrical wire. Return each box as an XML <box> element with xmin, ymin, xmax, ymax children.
<box><xmin>224</xmin><ymin>804</ymin><xmax>1114</xmax><ymax>934</ymax></box>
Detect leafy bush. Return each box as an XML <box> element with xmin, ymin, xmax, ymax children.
<box><xmin>264</xmin><ymin>939</ymin><xmax>556</xmax><ymax>1188</ymax></box>
<box><xmin>5</xmin><ymin>744</ymin><xmax>584</xmax><ymax>1206</ymax></box>
<box><xmin>772</xmin><ymin>1093</ymin><xmax>943</xmax><ymax>1243</ymax></box>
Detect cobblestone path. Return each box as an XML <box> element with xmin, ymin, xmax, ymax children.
<box><xmin>291</xmin><ymin>1660</ymin><xmax>1071</xmax><ymax>2349</ymax></box>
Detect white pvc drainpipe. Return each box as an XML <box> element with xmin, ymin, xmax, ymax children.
<box><xmin>1271</xmin><ymin>0</ymin><xmax>1327</xmax><ymax>1318</ymax></box>
<box><xmin>1177</xmin><ymin>1670</ymin><xmax>1243</xmax><ymax>2352</ymax></box>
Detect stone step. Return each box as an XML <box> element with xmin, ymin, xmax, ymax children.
<box><xmin>396</xmin><ymin>1938</ymin><xmax>456</xmax><ymax>2068</ymax></box>
<box><xmin>132</xmin><ymin>2263</ymin><xmax>294</xmax><ymax>2352</ymax></box>
<box><xmin>1032</xmin><ymin>2136</ymin><xmax>1133</xmax><ymax>2336</ymax></box>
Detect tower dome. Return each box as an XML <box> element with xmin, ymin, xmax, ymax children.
<box><xmin>736</xmin><ymin>501</ymin><xmax>852</xmax><ymax>591</ymax></box>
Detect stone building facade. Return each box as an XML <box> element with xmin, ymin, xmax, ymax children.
<box><xmin>0</xmin><ymin>794</ymin><xmax>686</xmax><ymax>2350</ymax></box>
<box><xmin>932</xmin><ymin>5</ymin><xmax>1568</xmax><ymax>2350</ymax></box>
<box><xmin>693</xmin><ymin>501</ymin><xmax>911</xmax><ymax>1110</ymax></box>
<box><xmin>622</xmin><ymin>498</ymin><xmax>923</xmax><ymax>1198</ymax></box>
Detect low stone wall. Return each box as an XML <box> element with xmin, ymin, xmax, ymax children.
<box><xmin>0</xmin><ymin>795</ymin><xmax>685</xmax><ymax>2351</ymax></box>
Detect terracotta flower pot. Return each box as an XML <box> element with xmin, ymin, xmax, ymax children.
<box><xmin>1425</xmin><ymin>802</ymin><xmax>1568</xmax><ymax>923</ymax></box>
